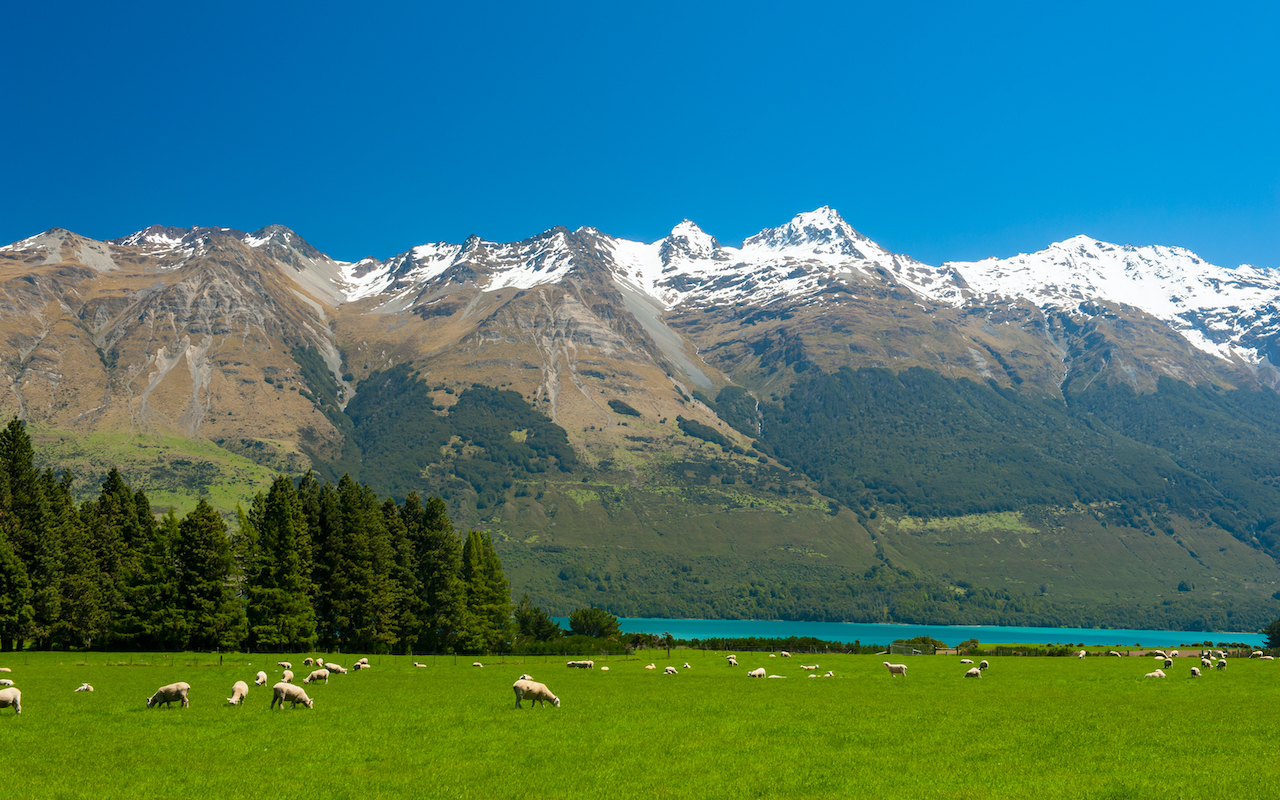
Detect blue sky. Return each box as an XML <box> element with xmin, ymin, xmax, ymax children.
<box><xmin>4</xmin><ymin>1</ymin><xmax>1276</xmax><ymax>268</ymax></box>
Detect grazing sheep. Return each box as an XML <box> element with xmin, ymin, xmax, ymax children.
<box><xmin>748</xmin><ymin>668</ymin><xmax>766</xmax><ymax>678</ymax></box>
<box><xmin>74</xmin><ymin>683</ymin><xmax>93</xmax><ymax>692</ymax></box>
<box><xmin>645</xmin><ymin>664</ymin><xmax>656</xmax><ymax>670</ymax></box>
<box><xmin>0</xmin><ymin>667</ymin><xmax>10</xmax><ymax>672</ymax></box>
<box><xmin>1151</xmin><ymin>651</ymin><xmax>1167</xmax><ymax>659</ymax></box>
<box><xmin>780</xmin><ymin>651</ymin><xmax>791</xmax><ymax>658</ymax></box>
<box><xmin>1191</xmin><ymin>667</ymin><xmax>1201</xmax><ymax>677</ymax></box>
<box><xmin>1202</xmin><ymin>658</ymin><xmax>1212</xmax><ymax>668</ymax></box>
<box><xmin>800</xmin><ymin>664</ymin><xmax>820</xmax><ymax>671</ymax></box>
<box><xmin>471</xmin><ymin>662</ymin><xmax>482</xmax><ymax>668</ymax></box>
<box><xmin>413</xmin><ymin>662</ymin><xmax>427</xmax><ymax>668</ymax></box>
<box><xmin>277</xmin><ymin>661</ymin><xmax>292</xmax><ymax>670</ymax></box>
<box><xmin>303</xmin><ymin>669</ymin><xmax>330</xmax><ymax>684</ymax></box>
<box><xmin>808</xmin><ymin>674</ymin><xmax>818</xmax><ymax>679</ymax></box>
<box><xmin>965</xmin><ymin>667</ymin><xmax>981</xmax><ymax>678</ymax></box>
<box><xmin>683</xmin><ymin>662</ymin><xmax>692</xmax><ymax>669</ymax></box>
<box><xmin>254</xmin><ymin>670</ymin><xmax>268</xmax><ymax>686</ymax></box>
<box><xmin>883</xmin><ymin>663</ymin><xmax>908</xmax><ymax>677</ymax></box>
<box><xmin>769</xmin><ymin>654</ymin><xmax>777</xmax><ymax>658</ymax></box>
<box><xmin>726</xmin><ymin>657</ymin><xmax>738</xmax><ymax>667</ymax></box>
<box><xmin>1263</xmin><ymin>656</ymin><xmax>1275</xmax><ymax>661</ymax></box>
<box><xmin>271</xmin><ymin>682</ymin><xmax>313</xmax><ymax>709</ymax></box>
<box><xmin>303</xmin><ymin>658</ymin><xmax>316</xmax><ymax>667</ymax></box>
<box><xmin>1144</xmin><ymin>669</ymin><xmax>1166</xmax><ymax>678</ymax></box>
<box><xmin>513</xmin><ymin>679</ymin><xmax>559</xmax><ymax>709</ymax></box>
<box><xmin>566</xmin><ymin>660</ymin><xmax>595</xmax><ymax>669</ymax></box>
<box><xmin>227</xmin><ymin>681</ymin><xmax>249</xmax><ymax>706</ymax></box>
<box><xmin>0</xmin><ymin>687</ymin><xmax>20</xmax><ymax>714</ymax></box>
<box><xmin>353</xmin><ymin>662</ymin><xmax>370</xmax><ymax>671</ymax></box>
<box><xmin>1251</xmin><ymin>651</ymin><xmax>1263</xmax><ymax>659</ymax></box>
<box><xmin>960</xmin><ymin>659</ymin><xmax>974</xmax><ymax>664</ymax></box>
<box><xmin>600</xmin><ymin>666</ymin><xmax>609</xmax><ymax>672</ymax></box>
<box><xmin>1169</xmin><ymin>650</ymin><xmax>1179</xmax><ymax>657</ymax></box>
<box><xmin>824</xmin><ymin>671</ymin><xmax>834</xmax><ymax>678</ymax></box>
<box><xmin>146</xmin><ymin>682</ymin><xmax>191</xmax><ymax>709</ymax></box>
<box><xmin>979</xmin><ymin>660</ymin><xmax>989</xmax><ymax>671</ymax></box>
<box><xmin>356</xmin><ymin>658</ymin><xmax>369</xmax><ymax>666</ymax></box>
<box><xmin>664</xmin><ymin>666</ymin><xmax>678</xmax><ymax>675</ymax></box>
<box><xmin>1163</xmin><ymin>659</ymin><xmax>1173</xmax><ymax>669</ymax></box>
<box><xmin>1216</xmin><ymin>659</ymin><xmax>1227</xmax><ymax>670</ymax></box>
<box><xmin>282</xmin><ymin>670</ymin><xmax>294</xmax><ymax>683</ymax></box>
<box><xmin>1109</xmin><ymin>651</ymin><xmax>1122</xmax><ymax>657</ymax></box>
<box><xmin>0</xmin><ymin>679</ymin><xmax>12</xmax><ymax>687</ymax></box>
<box><xmin>316</xmin><ymin>658</ymin><xmax>325</xmax><ymax>667</ymax></box>
<box><xmin>327</xmin><ymin>663</ymin><xmax>348</xmax><ymax>675</ymax></box>
<box><xmin>1077</xmin><ymin>650</ymin><xmax>1087</xmax><ymax>658</ymax></box>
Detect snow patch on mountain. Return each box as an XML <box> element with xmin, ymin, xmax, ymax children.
<box><xmin>947</xmin><ymin>236</ymin><xmax>1280</xmax><ymax>362</ymax></box>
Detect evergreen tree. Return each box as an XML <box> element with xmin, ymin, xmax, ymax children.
<box><xmin>380</xmin><ymin>497</ymin><xmax>421</xmax><ymax>653</ymax></box>
<box><xmin>0</xmin><ymin>418</ymin><xmax>58</xmax><ymax>649</ymax></box>
<box><xmin>0</xmin><ymin>524</ymin><xmax>33</xmax><ymax>652</ymax></box>
<box><xmin>458</xmin><ymin>530</ymin><xmax>512</xmax><ymax>652</ymax></box>
<box><xmin>515</xmin><ymin>594</ymin><xmax>562</xmax><ymax>642</ymax></box>
<box><xmin>244</xmin><ymin>475</ymin><xmax>317</xmax><ymax>651</ymax></box>
<box><xmin>568</xmin><ymin>606</ymin><xmax>621</xmax><ymax>639</ymax></box>
<box><xmin>174</xmin><ymin>498</ymin><xmax>246</xmax><ymax>650</ymax></box>
<box><xmin>401</xmin><ymin>493</ymin><xmax>463</xmax><ymax>652</ymax></box>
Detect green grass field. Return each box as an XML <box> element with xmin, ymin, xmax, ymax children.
<box><xmin>2</xmin><ymin>649</ymin><xmax>1276</xmax><ymax>799</ymax></box>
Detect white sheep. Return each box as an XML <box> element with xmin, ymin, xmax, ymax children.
<box><xmin>664</xmin><ymin>666</ymin><xmax>678</xmax><ymax>675</ymax></box>
<box><xmin>303</xmin><ymin>669</ymin><xmax>330</xmax><ymax>684</ymax></box>
<box><xmin>518</xmin><ymin>673</ymin><xmax>533</xmax><ymax>681</ymax></box>
<box><xmin>800</xmin><ymin>664</ymin><xmax>820</xmax><ymax>671</ymax></box>
<box><xmin>1251</xmin><ymin>651</ymin><xmax>1263</xmax><ymax>659</ymax></box>
<box><xmin>883</xmin><ymin>662</ymin><xmax>908</xmax><ymax>677</ymax></box>
<box><xmin>645</xmin><ymin>663</ymin><xmax>656</xmax><ymax>670</ymax></box>
<box><xmin>356</xmin><ymin>657</ymin><xmax>370</xmax><ymax>666</ymax></box>
<box><xmin>470</xmin><ymin>662</ymin><xmax>482</xmax><ymax>669</ymax></box>
<box><xmin>1163</xmin><ymin>659</ymin><xmax>1173</xmax><ymax>669</ymax></box>
<box><xmin>960</xmin><ymin>659</ymin><xmax>974</xmax><ymax>664</ymax></box>
<box><xmin>1144</xmin><ymin>669</ymin><xmax>1166</xmax><ymax>678</ymax></box>
<box><xmin>227</xmin><ymin>680</ymin><xmax>249</xmax><ymax>706</ymax></box>
<box><xmin>513</xmin><ymin>679</ymin><xmax>559</xmax><ymax>708</ymax></box>
<box><xmin>282</xmin><ymin>669</ymin><xmax>294</xmax><ymax>683</ymax></box>
<box><xmin>1151</xmin><ymin>650</ymin><xmax>1167</xmax><ymax>659</ymax></box>
<box><xmin>726</xmin><ymin>657</ymin><xmax>738</xmax><ymax>666</ymax></box>
<box><xmin>0</xmin><ymin>667</ymin><xmax>11</xmax><ymax>672</ymax></box>
<box><xmin>1201</xmin><ymin>658</ymin><xmax>1212</xmax><ymax>668</ymax></box>
<box><xmin>748</xmin><ymin>667</ymin><xmax>766</xmax><ymax>678</ymax></box>
<box><xmin>1169</xmin><ymin>650</ymin><xmax>1179</xmax><ymax>657</ymax></box>
<box><xmin>353</xmin><ymin>662</ymin><xmax>370</xmax><ymax>671</ymax></box>
<box><xmin>780</xmin><ymin>651</ymin><xmax>791</xmax><ymax>658</ymax></box>
<box><xmin>413</xmin><ymin>662</ymin><xmax>427</xmax><ymax>668</ymax></box>
<box><xmin>271</xmin><ymin>682</ymin><xmax>313</xmax><ymax>709</ymax></box>
<box><xmin>1216</xmin><ymin>659</ymin><xmax>1227</xmax><ymax>670</ymax></box>
<box><xmin>0</xmin><ymin>679</ymin><xmax>12</xmax><ymax>687</ymax></box>
<box><xmin>769</xmin><ymin>654</ymin><xmax>776</xmax><ymax>658</ymax></box>
<box><xmin>1076</xmin><ymin>650</ymin><xmax>1087</xmax><ymax>658</ymax></box>
<box><xmin>600</xmin><ymin>666</ymin><xmax>609</xmax><ymax>672</ymax></box>
<box><xmin>326</xmin><ymin>663</ymin><xmax>348</xmax><ymax>674</ymax></box>
<box><xmin>0</xmin><ymin>687</ymin><xmax>20</xmax><ymax>714</ymax></box>
<box><xmin>823</xmin><ymin>671</ymin><xmax>834</xmax><ymax>677</ymax></box>
<box><xmin>683</xmin><ymin>662</ymin><xmax>691</xmax><ymax>669</ymax></box>
<box><xmin>1190</xmin><ymin>667</ymin><xmax>1201</xmax><ymax>677</ymax></box>
<box><xmin>965</xmin><ymin>667</ymin><xmax>981</xmax><ymax>678</ymax></box>
<box><xmin>277</xmin><ymin>661</ymin><xmax>292</xmax><ymax>670</ymax></box>
<box><xmin>254</xmin><ymin>671</ymin><xmax>268</xmax><ymax>686</ymax></box>
<box><xmin>979</xmin><ymin>660</ymin><xmax>989</xmax><ymax>671</ymax></box>
<box><xmin>146</xmin><ymin>682</ymin><xmax>191</xmax><ymax>709</ymax></box>
<box><xmin>1263</xmin><ymin>656</ymin><xmax>1275</xmax><ymax>661</ymax></box>
<box><xmin>566</xmin><ymin>660</ymin><xmax>594</xmax><ymax>669</ymax></box>
<box><xmin>303</xmin><ymin>657</ymin><xmax>316</xmax><ymax>667</ymax></box>
<box><xmin>317</xmin><ymin>658</ymin><xmax>325</xmax><ymax>667</ymax></box>
<box><xmin>74</xmin><ymin>682</ymin><xmax>93</xmax><ymax>692</ymax></box>
<box><xmin>767</xmin><ymin>674</ymin><xmax>786</xmax><ymax>679</ymax></box>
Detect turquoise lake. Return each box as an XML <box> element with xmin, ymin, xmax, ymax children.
<box><xmin>561</xmin><ymin>618</ymin><xmax>1266</xmax><ymax>648</ymax></box>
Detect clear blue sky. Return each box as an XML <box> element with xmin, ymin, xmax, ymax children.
<box><xmin>4</xmin><ymin>1</ymin><xmax>1277</xmax><ymax>268</ymax></box>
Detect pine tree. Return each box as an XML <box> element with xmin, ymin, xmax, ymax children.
<box><xmin>0</xmin><ymin>523</ymin><xmax>33</xmax><ymax>652</ymax></box>
<box><xmin>244</xmin><ymin>475</ymin><xmax>317</xmax><ymax>651</ymax></box>
<box><xmin>174</xmin><ymin>498</ymin><xmax>246</xmax><ymax>650</ymax></box>
<box><xmin>458</xmin><ymin>530</ymin><xmax>512</xmax><ymax>652</ymax></box>
<box><xmin>0</xmin><ymin>418</ymin><xmax>59</xmax><ymax>649</ymax></box>
<box><xmin>401</xmin><ymin>493</ymin><xmax>463</xmax><ymax>652</ymax></box>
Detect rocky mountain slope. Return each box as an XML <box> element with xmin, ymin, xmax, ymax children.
<box><xmin>4</xmin><ymin>210</ymin><xmax>1280</xmax><ymax>628</ymax></box>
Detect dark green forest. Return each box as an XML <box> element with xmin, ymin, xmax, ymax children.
<box><xmin>0</xmin><ymin>417</ymin><xmax>518</xmax><ymax>654</ymax></box>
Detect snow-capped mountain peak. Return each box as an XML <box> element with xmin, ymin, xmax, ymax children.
<box><xmin>743</xmin><ymin>205</ymin><xmax>872</xmax><ymax>258</ymax></box>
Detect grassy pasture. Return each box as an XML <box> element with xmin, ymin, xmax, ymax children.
<box><xmin>2</xmin><ymin>650</ymin><xmax>1277</xmax><ymax>799</ymax></box>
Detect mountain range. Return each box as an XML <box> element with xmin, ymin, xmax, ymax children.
<box><xmin>4</xmin><ymin>208</ymin><xmax>1280</xmax><ymax>630</ymax></box>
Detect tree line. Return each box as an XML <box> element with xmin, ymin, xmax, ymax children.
<box><xmin>0</xmin><ymin>417</ymin><xmax>520</xmax><ymax>654</ymax></box>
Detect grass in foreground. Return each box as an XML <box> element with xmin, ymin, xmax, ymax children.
<box><xmin>1</xmin><ymin>649</ymin><xmax>1276</xmax><ymax>799</ymax></box>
